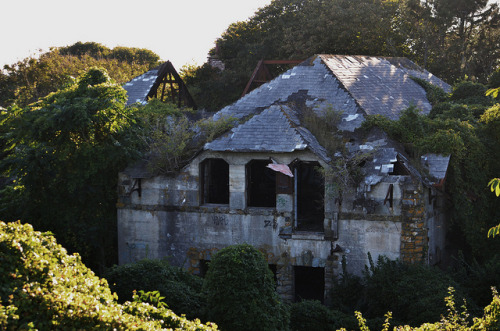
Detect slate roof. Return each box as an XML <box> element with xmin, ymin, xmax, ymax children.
<box><xmin>207</xmin><ymin>54</ymin><xmax>450</xmax><ymax>153</ymax></box>
<box><xmin>205</xmin><ymin>54</ymin><xmax>451</xmax><ymax>185</ymax></box>
<box><xmin>421</xmin><ymin>154</ymin><xmax>451</xmax><ymax>185</ymax></box>
<box><xmin>205</xmin><ymin>105</ymin><xmax>330</xmax><ymax>161</ymax></box>
<box><xmin>123</xmin><ymin>68</ymin><xmax>159</xmax><ymax>106</ymax></box>
<box><xmin>321</xmin><ymin>55</ymin><xmax>449</xmax><ymax>120</ymax></box>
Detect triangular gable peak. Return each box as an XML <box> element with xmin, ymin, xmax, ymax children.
<box><xmin>205</xmin><ymin>104</ymin><xmax>330</xmax><ymax>162</ymax></box>
<box><xmin>123</xmin><ymin>61</ymin><xmax>197</xmax><ymax>109</ymax></box>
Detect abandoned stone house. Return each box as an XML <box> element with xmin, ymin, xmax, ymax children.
<box><xmin>117</xmin><ymin>54</ymin><xmax>452</xmax><ymax>303</ymax></box>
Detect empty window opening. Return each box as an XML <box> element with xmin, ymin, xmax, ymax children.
<box><xmin>201</xmin><ymin>158</ymin><xmax>229</xmax><ymax>204</ymax></box>
<box><xmin>389</xmin><ymin>156</ymin><xmax>410</xmax><ymax>176</ymax></box>
<box><xmin>296</xmin><ymin>162</ymin><xmax>324</xmax><ymax>231</ymax></box>
<box><xmin>247</xmin><ymin>160</ymin><xmax>276</xmax><ymax>207</ymax></box>
<box><xmin>294</xmin><ymin>266</ymin><xmax>325</xmax><ymax>303</ymax></box>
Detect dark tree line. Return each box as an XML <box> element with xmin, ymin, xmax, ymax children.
<box><xmin>185</xmin><ymin>0</ymin><xmax>500</xmax><ymax>111</ymax></box>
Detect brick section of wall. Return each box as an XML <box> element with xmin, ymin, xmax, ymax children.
<box><xmin>400</xmin><ymin>185</ymin><xmax>428</xmax><ymax>264</ymax></box>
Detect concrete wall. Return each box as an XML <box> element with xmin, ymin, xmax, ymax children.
<box><xmin>117</xmin><ymin>150</ymin><xmax>446</xmax><ymax>301</ymax></box>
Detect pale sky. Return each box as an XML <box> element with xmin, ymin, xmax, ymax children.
<box><xmin>1</xmin><ymin>0</ymin><xmax>272</xmax><ymax>69</ymax></box>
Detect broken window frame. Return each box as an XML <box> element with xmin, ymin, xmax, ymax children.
<box><xmin>200</xmin><ymin>158</ymin><xmax>229</xmax><ymax>205</ymax></box>
<box><xmin>293</xmin><ymin>161</ymin><xmax>325</xmax><ymax>232</ymax></box>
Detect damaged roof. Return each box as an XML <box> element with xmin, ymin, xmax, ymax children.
<box><xmin>205</xmin><ymin>104</ymin><xmax>330</xmax><ymax>161</ymax></box>
<box><xmin>206</xmin><ymin>54</ymin><xmax>451</xmax><ymax>185</ymax></box>
<box><xmin>123</xmin><ymin>61</ymin><xmax>196</xmax><ymax>108</ymax></box>
<box><xmin>123</xmin><ymin>68</ymin><xmax>159</xmax><ymax>106</ymax></box>
<box><xmin>212</xmin><ymin>55</ymin><xmax>450</xmax><ymax>128</ymax></box>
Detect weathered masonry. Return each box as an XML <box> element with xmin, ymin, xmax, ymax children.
<box><xmin>118</xmin><ymin>55</ymin><xmax>451</xmax><ymax>303</ymax></box>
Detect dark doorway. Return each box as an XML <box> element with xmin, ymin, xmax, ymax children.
<box><xmin>268</xmin><ymin>264</ymin><xmax>278</xmax><ymax>286</ymax></box>
<box><xmin>199</xmin><ymin>259</ymin><xmax>209</xmax><ymax>277</ymax></box>
<box><xmin>247</xmin><ymin>160</ymin><xmax>276</xmax><ymax>207</ymax></box>
<box><xmin>296</xmin><ymin>162</ymin><xmax>324</xmax><ymax>231</ymax></box>
<box><xmin>200</xmin><ymin>158</ymin><xmax>229</xmax><ymax>204</ymax></box>
<box><xmin>294</xmin><ymin>266</ymin><xmax>325</xmax><ymax>303</ymax></box>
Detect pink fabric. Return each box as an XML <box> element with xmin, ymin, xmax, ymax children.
<box><xmin>266</xmin><ymin>163</ymin><xmax>294</xmax><ymax>177</ymax></box>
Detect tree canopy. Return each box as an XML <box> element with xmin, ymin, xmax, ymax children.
<box><xmin>0</xmin><ymin>41</ymin><xmax>160</xmax><ymax>108</ymax></box>
<box><xmin>0</xmin><ymin>67</ymin><xmax>141</xmax><ymax>272</ymax></box>
<box><xmin>186</xmin><ymin>0</ymin><xmax>500</xmax><ymax>111</ymax></box>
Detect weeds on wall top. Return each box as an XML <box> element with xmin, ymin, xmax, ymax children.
<box><xmin>135</xmin><ymin>99</ymin><xmax>235</xmax><ymax>176</ymax></box>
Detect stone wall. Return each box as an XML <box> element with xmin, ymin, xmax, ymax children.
<box><xmin>117</xmin><ymin>150</ymin><xmax>444</xmax><ymax>302</ymax></box>
<box><xmin>400</xmin><ymin>182</ymin><xmax>428</xmax><ymax>264</ymax></box>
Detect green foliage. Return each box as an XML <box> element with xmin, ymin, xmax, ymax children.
<box><xmin>345</xmin><ymin>287</ymin><xmax>500</xmax><ymax>330</ymax></box>
<box><xmin>182</xmin><ymin>63</ymin><xmax>248</xmax><ymax>111</ymax></box>
<box><xmin>0</xmin><ymin>68</ymin><xmax>141</xmax><ymax>272</ymax></box>
<box><xmin>183</xmin><ymin>0</ymin><xmax>500</xmax><ymax>110</ymax></box>
<box><xmin>488</xmin><ymin>70</ymin><xmax>500</xmax><ymax>89</ymax></box>
<box><xmin>136</xmin><ymin>100</ymin><xmax>234</xmax><ymax>175</ymax></box>
<box><xmin>451</xmin><ymin>81</ymin><xmax>491</xmax><ymax>105</ymax></box>
<box><xmin>289</xmin><ymin>300</ymin><xmax>347</xmax><ymax>331</ymax></box>
<box><xmin>363</xmin><ymin>255</ymin><xmax>462</xmax><ymax>326</ymax></box>
<box><xmin>0</xmin><ymin>221</ymin><xmax>217</xmax><ymax>330</ymax></box>
<box><xmin>203</xmin><ymin>244</ymin><xmax>289</xmax><ymax>331</ymax></box>
<box><xmin>364</xmin><ymin>94</ymin><xmax>500</xmax><ymax>258</ymax></box>
<box><xmin>451</xmin><ymin>254</ymin><xmax>500</xmax><ymax>312</ymax></box>
<box><xmin>0</xmin><ymin>42</ymin><xmax>160</xmax><ymax>108</ymax></box>
<box><xmin>133</xmin><ymin>290</ymin><xmax>168</xmax><ymax>309</ymax></box>
<box><xmin>411</xmin><ymin>77</ymin><xmax>449</xmax><ymax>105</ymax></box>
<box><xmin>104</xmin><ymin>259</ymin><xmax>205</xmax><ymax>319</ymax></box>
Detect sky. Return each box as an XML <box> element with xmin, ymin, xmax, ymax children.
<box><xmin>1</xmin><ymin>0</ymin><xmax>272</xmax><ymax>69</ymax></box>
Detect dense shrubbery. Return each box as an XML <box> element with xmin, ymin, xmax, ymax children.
<box><xmin>203</xmin><ymin>244</ymin><xmax>289</xmax><ymax>331</ymax></box>
<box><xmin>363</xmin><ymin>80</ymin><xmax>500</xmax><ymax>261</ymax></box>
<box><xmin>289</xmin><ymin>300</ymin><xmax>355</xmax><ymax>331</ymax></box>
<box><xmin>2</xmin><ymin>222</ymin><xmax>500</xmax><ymax>330</ymax></box>
<box><xmin>328</xmin><ymin>255</ymin><xmax>462</xmax><ymax>327</ymax></box>
<box><xmin>0</xmin><ymin>221</ymin><xmax>217</xmax><ymax>330</ymax></box>
<box><xmin>135</xmin><ymin>98</ymin><xmax>235</xmax><ymax>176</ymax></box>
<box><xmin>104</xmin><ymin>259</ymin><xmax>205</xmax><ymax>320</ymax></box>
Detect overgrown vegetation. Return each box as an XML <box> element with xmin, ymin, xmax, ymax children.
<box><xmin>203</xmin><ymin>244</ymin><xmax>289</xmax><ymax>331</ymax></box>
<box><xmin>135</xmin><ymin>99</ymin><xmax>235</xmax><ymax>176</ymax></box>
<box><xmin>104</xmin><ymin>259</ymin><xmax>205</xmax><ymax>320</ymax></box>
<box><xmin>4</xmin><ymin>220</ymin><xmax>500</xmax><ymax>330</ymax></box>
<box><xmin>0</xmin><ymin>221</ymin><xmax>217</xmax><ymax>330</ymax></box>
<box><xmin>0</xmin><ymin>68</ymin><xmax>141</xmax><ymax>273</ymax></box>
<box><xmin>361</xmin><ymin>76</ymin><xmax>500</xmax><ymax>261</ymax></box>
<box><xmin>185</xmin><ymin>0</ymin><xmax>500</xmax><ymax>110</ymax></box>
<box><xmin>0</xmin><ymin>41</ymin><xmax>160</xmax><ymax>108</ymax></box>
<box><xmin>299</xmin><ymin>105</ymin><xmax>372</xmax><ymax>201</ymax></box>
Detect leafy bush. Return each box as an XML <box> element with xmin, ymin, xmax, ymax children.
<box><xmin>451</xmin><ymin>254</ymin><xmax>500</xmax><ymax>311</ymax></box>
<box><xmin>104</xmin><ymin>259</ymin><xmax>205</xmax><ymax>319</ymax></box>
<box><xmin>0</xmin><ymin>221</ymin><xmax>217</xmax><ymax>330</ymax></box>
<box><xmin>451</xmin><ymin>81</ymin><xmax>490</xmax><ymax>105</ymax></box>
<box><xmin>0</xmin><ymin>68</ymin><xmax>142</xmax><ymax>272</ymax></box>
<box><xmin>290</xmin><ymin>300</ymin><xmax>352</xmax><ymax>331</ymax></box>
<box><xmin>488</xmin><ymin>69</ymin><xmax>500</xmax><ymax>89</ymax></box>
<box><xmin>203</xmin><ymin>244</ymin><xmax>289</xmax><ymax>331</ymax></box>
<box><xmin>411</xmin><ymin>77</ymin><xmax>449</xmax><ymax>105</ymax></box>
<box><xmin>351</xmin><ymin>288</ymin><xmax>500</xmax><ymax>330</ymax></box>
<box><xmin>136</xmin><ymin>99</ymin><xmax>234</xmax><ymax>176</ymax></box>
<box><xmin>362</xmin><ymin>255</ymin><xmax>463</xmax><ymax>326</ymax></box>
